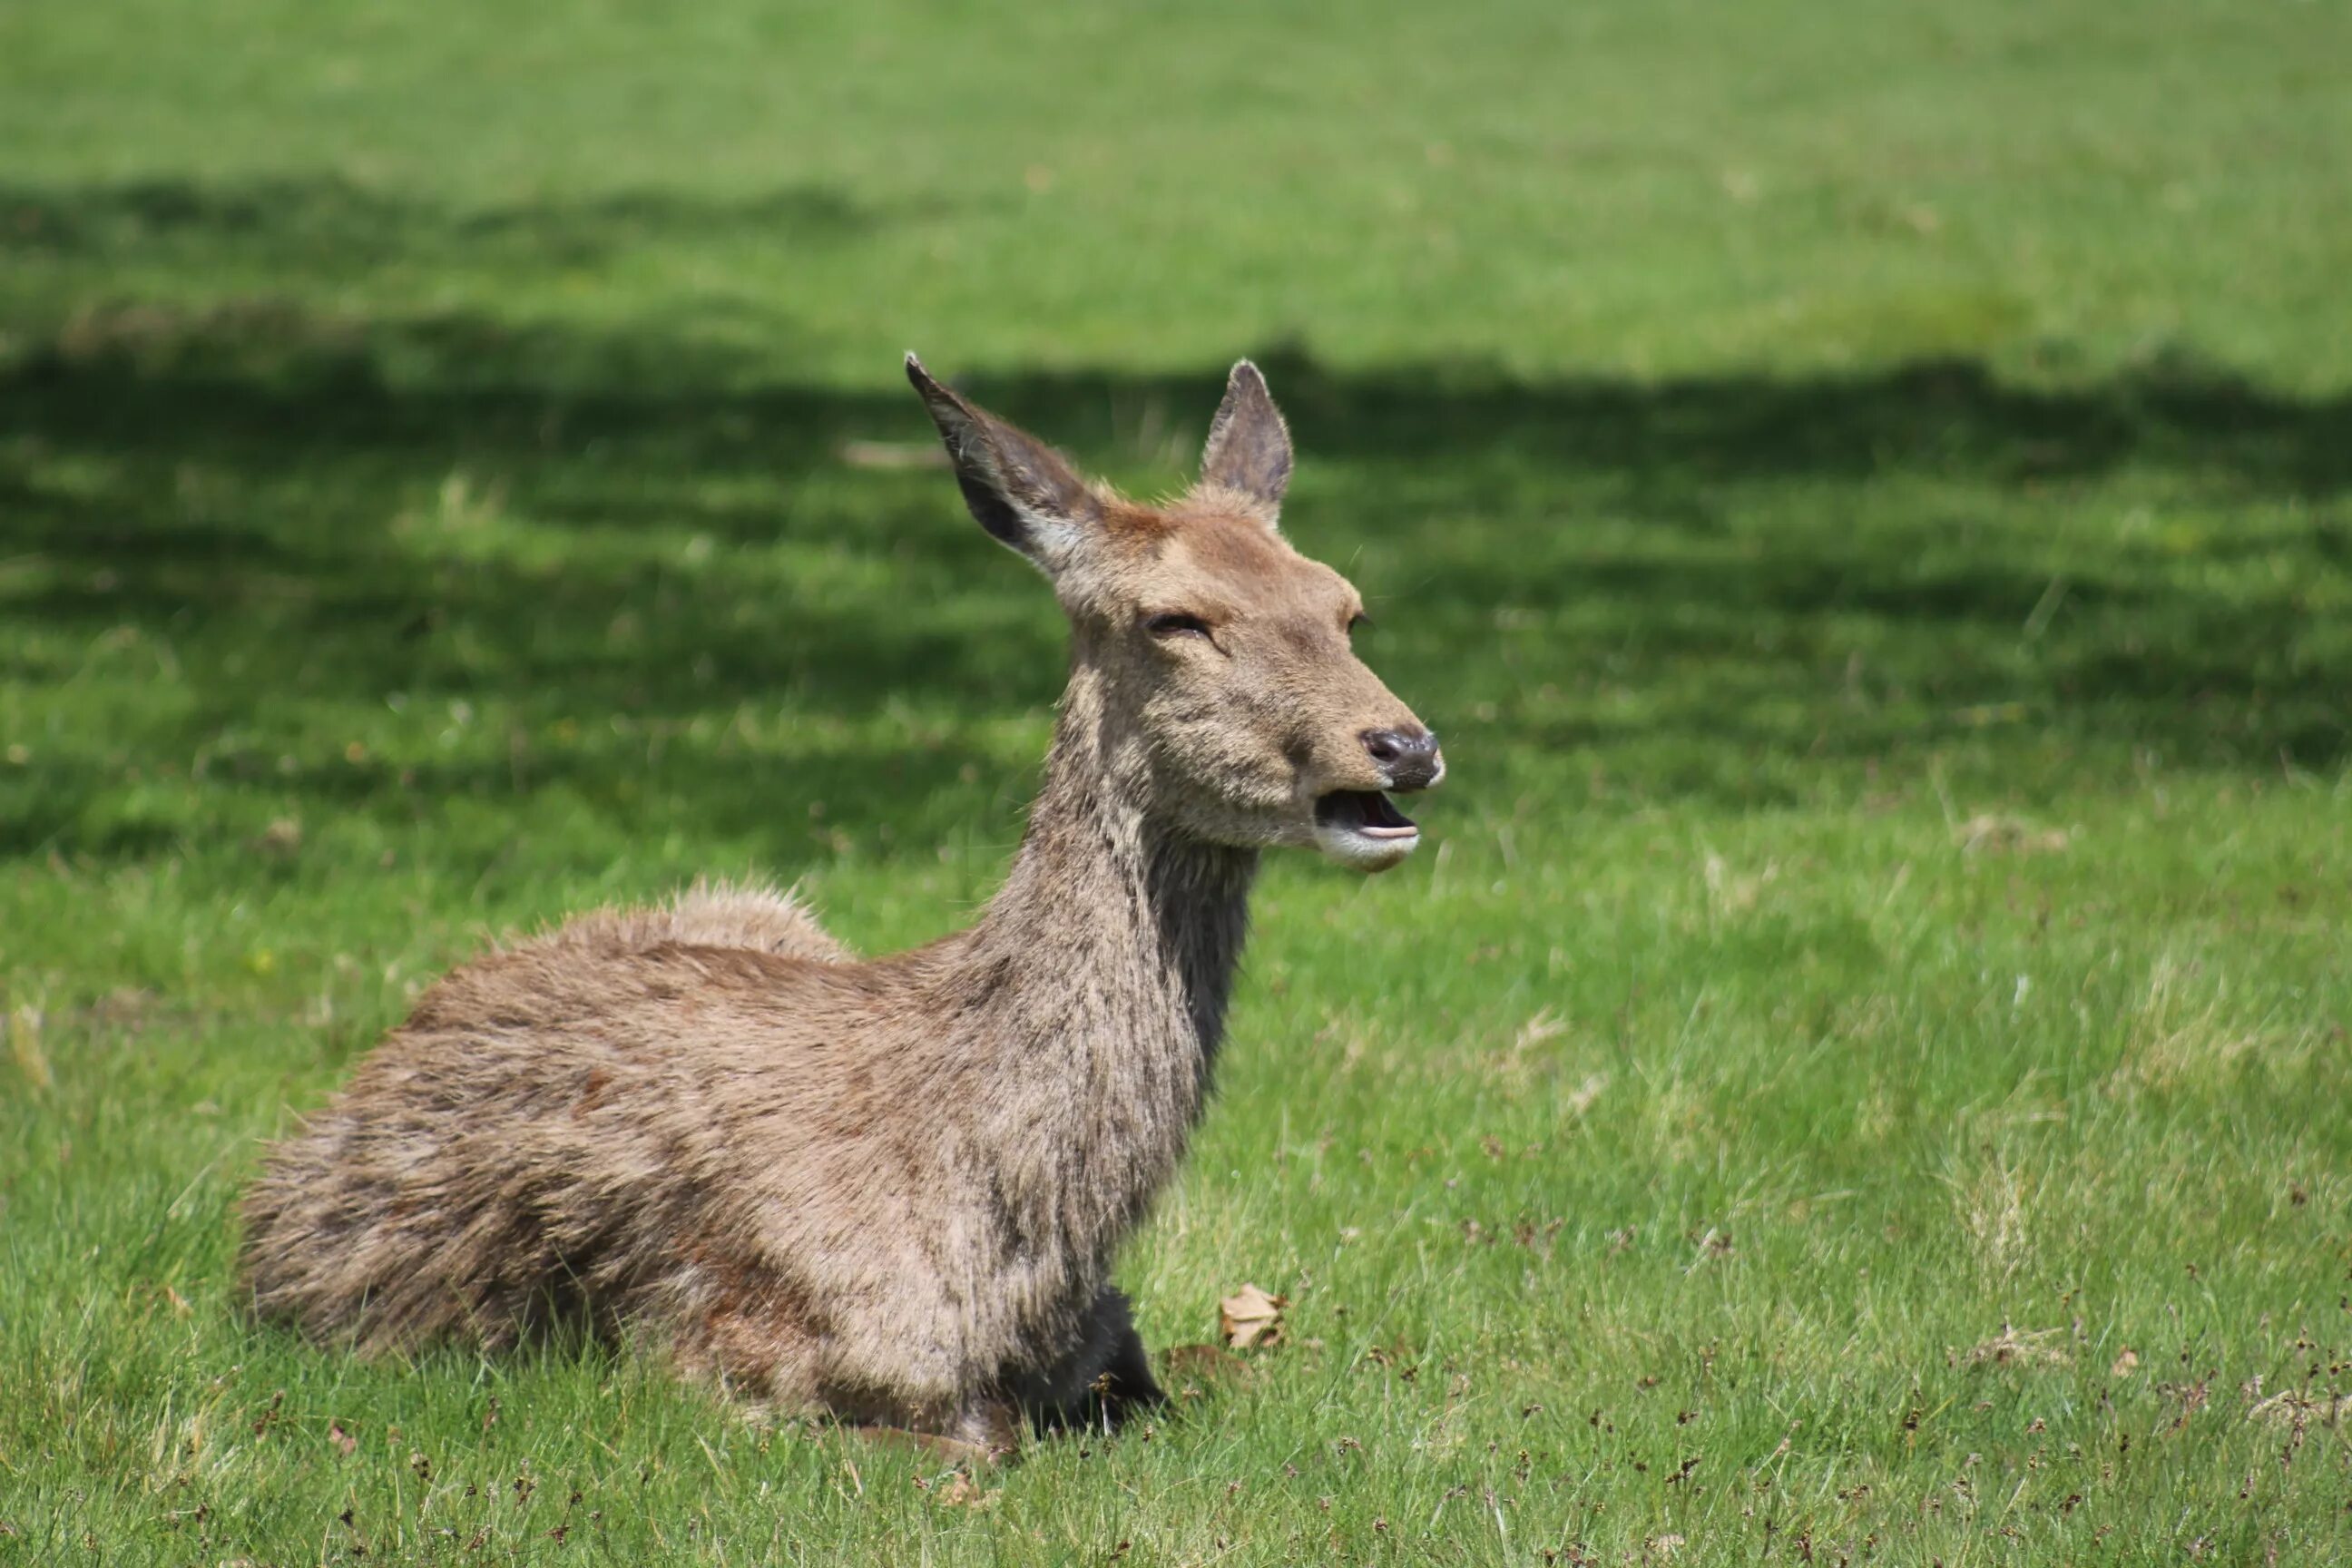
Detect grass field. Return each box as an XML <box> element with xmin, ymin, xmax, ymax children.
<box><xmin>4</xmin><ymin>0</ymin><xmax>2350</xmax><ymax>1562</ymax></box>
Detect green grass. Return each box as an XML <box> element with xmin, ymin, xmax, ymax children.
<box><xmin>4</xmin><ymin>0</ymin><xmax>2350</xmax><ymax>1562</ymax></box>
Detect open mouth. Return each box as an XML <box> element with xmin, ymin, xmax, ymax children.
<box><xmin>1313</xmin><ymin>789</ymin><xmax>1419</xmax><ymax>841</ymax></box>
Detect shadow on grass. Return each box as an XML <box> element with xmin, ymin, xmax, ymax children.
<box><xmin>1</xmin><ymin>288</ymin><xmax>2347</xmax><ymax>869</ymax></box>
<box><xmin>0</xmin><ymin>176</ymin><xmax>897</xmax><ymax>267</ymax></box>
<box><xmin>8</xmin><ymin>298</ymin><xmax>2352</xmax><ymax>493</ymax></box>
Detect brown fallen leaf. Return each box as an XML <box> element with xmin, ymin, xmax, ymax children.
<box><xmin>853</xmin><ymin>1425</ymin><xmax>1008</xmax><ymax>1467</ymax></box>
<box><xmin>328</xmin><ymin>1422</ymin><xmax>357</xmax><ymax>1457</ymax></box>
<box><xmin>2111</xmin><ymin>1348</ymin><xmax>2140</xmax><ymax>1377</ymax></box>
<box><xmin>1219</xmin><ymin>1283</ymin><xmax>1288</xmax><ymax>1350</ymax></box>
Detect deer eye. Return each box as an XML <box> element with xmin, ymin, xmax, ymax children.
<box><xmin>1144</xmin><ymin>612</ymin><xmax>1213</xmax><ymax>641</ymax></box>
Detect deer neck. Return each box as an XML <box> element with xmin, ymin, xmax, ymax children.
<box><xmin>949</xmin><ymin>660</ymin><xmax>1257</xmax><ymax>1213</ymax></box>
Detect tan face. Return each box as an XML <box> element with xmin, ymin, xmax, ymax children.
<box><xmin>1092</xmin><ymin>509</ymin><xmax>1439</xmax><ymax>867</ymax></box>
<box><xmin>908</xmin><ymin>356</ymin><xmax>1443</xmax><ymax>871</ymax></box>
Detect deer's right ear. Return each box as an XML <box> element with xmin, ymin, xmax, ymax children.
<box><xmin>1199</xmin><ymin>359</ymin><xmax>1293</xmax><ymax>517</ymax></box>
<box><xmin>906</xmin><ymin>355</ymin><xmax>1098</xmax><ymax>573</ymax></box>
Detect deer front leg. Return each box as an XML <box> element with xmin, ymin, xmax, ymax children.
<box><xmin>1019</xmin><ymin>1286</ymin><xmax>1166</xmax><ymax>1435</ymax></box>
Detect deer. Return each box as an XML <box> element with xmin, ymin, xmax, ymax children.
<box><xmin>239</xmin><ymin>356</ymin><xmax>1445</xmax><ymax>1460</ymax></box>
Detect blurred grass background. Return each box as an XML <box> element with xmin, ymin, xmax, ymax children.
<box><xmin>2</xmin><ymin>1</ymin><xmax>2348</xmax><ymax>1563</ymax></box>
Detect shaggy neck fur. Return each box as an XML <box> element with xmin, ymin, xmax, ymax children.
<box><xmin>940</xmin><ymin>654</ymin><xmax>1257</xmax><ymax>1266</ymax></box>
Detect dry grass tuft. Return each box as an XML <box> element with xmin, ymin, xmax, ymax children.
<box><xmin>2247</xmin><ymin>1390</ymin><xmax>2349</xmax><ymax>1428</ymax></box>
<box><xmin>1965</xmin><ymin>1324</ymin><xmax>2072</xmax><ymax>1369</ymax></box>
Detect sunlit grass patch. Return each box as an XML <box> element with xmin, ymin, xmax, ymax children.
<box><xmin>5</xmin><ymin>0</ymin><xmax>2352</xmax><ymax>1561</ymax></box>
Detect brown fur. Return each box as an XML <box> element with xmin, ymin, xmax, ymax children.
<box><xmin>240</xmin><ymin>358</ymin><xmax>1442</xmax><ymax>1451</ymax></box>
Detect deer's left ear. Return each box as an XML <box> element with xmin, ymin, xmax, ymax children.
<box><xmin>1199</xmin><ymin>360</ymin><xmax>1293</xmax><ymax>518</ymax></box>
<box><xmin>907</xmin><ymin>354</ymin><xmax>1100</xmax><ymax>574</ymax></box>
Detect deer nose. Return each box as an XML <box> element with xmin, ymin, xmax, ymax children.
<box><xmin>1360</xmin><ymin>726</ymin><xmax>1443</xmax><ymax>791</ymax></box>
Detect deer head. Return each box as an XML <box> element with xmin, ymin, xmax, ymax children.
<box><xmin>907</xmin><ymin>355</ymin><xmax>1442</xmax><ymax>871</ymax></box>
